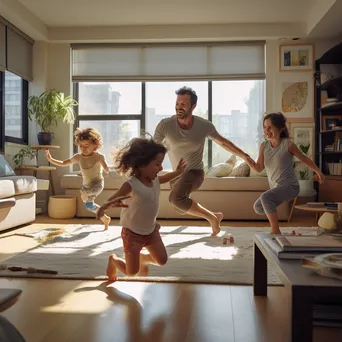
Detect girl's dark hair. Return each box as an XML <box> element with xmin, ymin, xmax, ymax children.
<box><xmin>263</xmin><ymin>112</ymin><xmax>290</xmax><ymax>138</ymax></box>
<box><xmin>114</xmin><ymin>137</ymin><xmax>167</xmax><ymax>176</ymax></box>
<box><xmin>74</xmin><ymin>127</ymin><xmax>103</xmax><ymax>148</ymax></box>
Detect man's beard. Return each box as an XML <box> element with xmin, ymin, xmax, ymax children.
<box><xmin>176</xmin><ymin>109</ymin><xmax>190</xmax><ymax>119</ymax></box>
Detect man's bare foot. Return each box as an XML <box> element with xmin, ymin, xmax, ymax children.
<box><xmin>101</xmin><ymin>214</ymin><xmax>111</xmax><ymax>231</ymax></box>
<box><xmin>210</xmin><ymin>212</ymin><xmax>223</xmax><ymax>236</ymax></box>
<box><xmin>106</xmin><ymin>255</ymin><xmax>117</xmax><ymax>282</ymax></box>
<box><xmin>138</xmin><ymin>263</ymin><xmax>149</xmax><ymax>277</ymax></box>
<box><xmin>270</xmin><ymin>229</ymin><xmax>282</xmax><ymax>235</ymax></box>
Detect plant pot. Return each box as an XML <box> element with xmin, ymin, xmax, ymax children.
<box><xmin>37</xmin><ymin>132</ymin><xmax>53</xmax><ymax>145</ymax></box>
<box><xmin>22</xmin><ymin>155</ymin><xmax>37</xmax><ymax>167</ymax></box>
<box><xmin>298</xmin><ymin>179</ymin><xmax>315</xmax><ymax>196</ymax></box>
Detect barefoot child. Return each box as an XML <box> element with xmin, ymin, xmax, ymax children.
<box><xmin>250</xmin><ymin>112</ymin><xmax>325</xmax><ymax>234</ymax></box>
<box><xmin>96</xmin><ymin>137</ymin><xmax>186</xmax><ymax>281</ymax></box>
<box><xmin>45</xmin><ymin>128</ymin><xmax>112</xmax><ymax>230</ymax></box>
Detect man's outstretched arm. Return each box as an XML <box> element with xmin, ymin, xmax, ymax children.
<box><xmin>212</xmin><ymin>134</ymin><xmax>256</xmax><ymax>167</ymax></box>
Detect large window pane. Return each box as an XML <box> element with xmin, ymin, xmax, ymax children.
<box><xmin>79</xmin><ymin>82</ymin><xmax>142</xmax><ymax>115</ymax></box>
<box><xmin>78</xmin><ymin>120</ymin><xmax>140</xmax><ymax>164</ymax></box>
<box><xmin>212</xmin><ymin>80</ymin><xmax>265</xmax><ymax>165</ymax></box>
<box><xmin>146</xmin><ymin>81</ymin><xmax>208</xmax><ymax>170</ymax></box>
<box><xmin>5</xmin><ymin>71</ymin><xmax>22</xmax><ymax>138</ymax></box>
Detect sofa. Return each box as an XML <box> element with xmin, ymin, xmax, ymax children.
<box><xmin>60</xmin><ymin>171</ymin><xmax>290</xmax><ymax>221</ymax></box>
<box><xmin>0</xmin><ymin>156</ymin><xmax>37</xmax><ymax>232</ymax></box>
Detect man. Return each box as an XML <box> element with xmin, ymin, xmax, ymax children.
<box><xmin>154</xmin><ymin>86</ymin><xmax>255</xmax><ymax>235</ymax></box>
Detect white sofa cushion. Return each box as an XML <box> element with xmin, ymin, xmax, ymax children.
<box><xmin>0</xmin><ymin>176</ymin><xmax>37</xmax><ymax>195</ymax></box>
<box><xmin>0</xmin><ymin>180</ymin><xmax>15</xmax><ymax>199</ymax></box>
<box><xmin>230</xmin><ymin>161</ymin><xmax>250</xmax><ymax>177</ymax></box>
<box><xmin>206</xmin><ymin>163</ymin><xmax>234</xmax><ymax>177</ymax></box>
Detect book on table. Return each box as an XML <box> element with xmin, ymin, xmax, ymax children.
<box><xmin>275</xmin><ymin>235</ymin><xmax>342</xmax><ymax>252</ymax></box>
<box><xmin>264</xmin><ymin>238</ymin><xmax>323</xmax><ymax>260</ymax></box>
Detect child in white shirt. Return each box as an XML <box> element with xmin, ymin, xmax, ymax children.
<box><xmin>46</xmin><ymin>128</ymin><xmax>112</xmax><ymax>230</ymax></box>
<box><xmin>97</xmin><ymin>137</ymin><xmax>186</xmax><ymax>281</ymax></box>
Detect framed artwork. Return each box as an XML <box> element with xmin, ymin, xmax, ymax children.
<box><xmin>322</xmin><ymin>115</ymin><xmax>341</xmax><ymax>131</ymax></box>
<box><xmin>289</xmin><ymin>122</ymin><xmax>314</xmax><ymax>159</ymax></box>
<box><xmin>274</xmin><ymin>72</ymin><xmax>314</xmax><ymax>118</ymax></box>
<box><xmin>279</xmin><ymin>44</ymin><xmax>314</xmax><ymax>71</ymax></box>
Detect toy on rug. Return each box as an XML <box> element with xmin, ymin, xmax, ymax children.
<box><xmin>15</xmin><ymin>228</ymin><xmax>65</xmax><ymax>243</ymax></box>
<box><xmin>0</xmin><ymin>264</ymin><xmax>58</xmax><ymax>274</ymax></box>
<box><xmin>222</xmin><ymin>236</ymin><xmax>234</xmax><ymax>244</ymax></box>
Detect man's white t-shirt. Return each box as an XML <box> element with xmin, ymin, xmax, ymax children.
<box><xmin>120</xmin><ymin>176</ymin><xmax>160</xmax><ymax>235</ymax></box>
<box><xmin>154</xmin><ymin>115</ymin><xmax>221</xmax><ymax>171</ymax></box>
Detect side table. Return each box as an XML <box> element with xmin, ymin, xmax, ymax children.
<box><xmin>16</xmin><ymin>145</ymin><xmax>59</xmax><ymax>196</ymax></box>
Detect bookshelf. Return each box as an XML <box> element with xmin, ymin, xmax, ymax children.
<box><xmin>315</xmin><ymin>43</ymin><xmax>342</xmax><ymax>201</ymax></box>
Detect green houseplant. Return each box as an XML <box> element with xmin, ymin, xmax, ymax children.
<box><xmin>12</xmin><ymin>146</ymin><xmax>37</xmax><ymax>168</ymax></box>
<box><xmin>28</xmin><ymin>89</ymin><xmax>78</xmax><ymax>145</ymax></box>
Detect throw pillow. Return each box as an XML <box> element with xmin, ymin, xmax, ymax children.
<box><xmin>230</xmin><ymin>160</ymin><xmax>250</xmax><ymax>177</ymax></box>
<box><xmin>206</xmin><ymin>163</ymin><xmax>234</xmax><ymax>177</ymax></box>
<box><xmin>225</xmin><ymin>154</ymin><xmax>237</xmax><ymax>166</ymax></box>
<box><xmin>249</xmin><ymin>167</ymin><xmax>267</xmax><ymax>177</ymax></box>
<box><xmin>0</xmin><ymin>155</ymin><xmax>16</xmax><ymax>177</ymax></box>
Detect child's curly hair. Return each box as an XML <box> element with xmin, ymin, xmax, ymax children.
<box><xmin>114</xmin><ymin>137</ymin><xmax>167</xmax><ymax>176</ymax></box>
<box><xmin>74</xmin><ymin>128</ymin><xmax>103</xmax><ymax>149</ymax></box>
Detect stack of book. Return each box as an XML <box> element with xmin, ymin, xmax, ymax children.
<box><xmin>307</xmin><ymin>202</ymin><xmax>338</xmax><ymax>210</ymax></box>
<box><xmin>265</xmin><ymin>234</ymin><xmax>342</xmax><ymax>260</ymax></box>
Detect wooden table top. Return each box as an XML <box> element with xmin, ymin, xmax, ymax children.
<box><xmin>31</xmin><ymin>145</ymin><xmax>59</xmax><ymax>150</ymax></box>
<box><xmin>295</xmin><ymin>204</ymin><xmax>338</xmax><ymax>213</ymax></box>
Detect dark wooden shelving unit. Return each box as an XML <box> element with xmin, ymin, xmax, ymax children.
<box><xmin>314</xmin><ymin>43</ymin><xmax>342</xmax><ymax>201</ymax></box>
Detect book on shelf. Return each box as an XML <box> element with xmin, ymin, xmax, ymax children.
<box><xmin>326</xmin><ymin>161</ymin><xmax>342</xmax><ymax>175</ymax></box>
<box><xmin>264</xmin><ymin>238</ymin><xmax>323</xmax><ymax>259</ymax></box>
<box><xmin>275</xmin><ymin>235</ymin><xmax>342</xmax><ymax>252</ymax></box>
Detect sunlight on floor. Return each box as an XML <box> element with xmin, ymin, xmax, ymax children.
<box><xmin>171</xmin><ymin>242</ymin><xmax>239</xmax><ymax>260</ymax></box>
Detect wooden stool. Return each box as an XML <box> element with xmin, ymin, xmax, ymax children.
<box><xmin>287</xmin><ymin>196</ymin><xmax>298</xmax><ymax>222</ymax></box>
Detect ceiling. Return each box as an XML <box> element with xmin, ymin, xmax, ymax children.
<box><xmin>0</xmin><ymin>0</ymin><xmax>342</xmax><ymax>42</ymax></box>
<box><xmin>15</xmin><ymin>0</ymin><xmax>319</xmax><ymax>27</ymax></box>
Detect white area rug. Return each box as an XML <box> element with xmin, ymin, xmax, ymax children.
<box><xmin>0</xmin><ymin>225</ymin><xmax>316</xmax><ymax>284</ymax></box>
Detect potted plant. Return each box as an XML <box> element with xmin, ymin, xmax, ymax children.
<box><xmin>12</xmin><ymin>146</ymin><xmax>37</xmax><ymax>168</ymax></box>
<box><xmin>294</xmin><ymin>142</ymin><xmax>314</xmax><ymax>196</ymax></box>
<box><xmin>28</xmin><ymin>89</ymin><xmax>78</xmax><ymax>145</ymax></box>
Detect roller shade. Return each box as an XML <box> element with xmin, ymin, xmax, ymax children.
<box><xmin>72</xmin><ymin>42</ymin><xmax>265</xmax><ymax>81</ymax></box>
<box><xmin>6</xmin><ymin>27</ymin><xmax>33</xmax><ymax>81</ymax></box>
<box><xmin>0</xmin><ymin>22</ymin><xmax>5</xmax><ymax>72</ymax></box>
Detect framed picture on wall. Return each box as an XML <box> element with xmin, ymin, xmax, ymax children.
<box><xmin>288</xmin><ymin>121</ymin><xmax>314</xmax><ymax>159</ymax></box>
<box><xmin>279</xmin><ymin>44</ymin><xmax>314</xmax><ymax>71</ymax></box>
<box><xmin>274</xmin><ymin>72</ymin><xmax>314</xmax><ymax>118</ymax></box>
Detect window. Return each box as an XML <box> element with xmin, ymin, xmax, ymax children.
<box><xmin>76</xmin><ymin>82</ymin><xmax>142</xmax><ymax>164</ymax></box>
<box><xmin>75</xmin><ymin>80</ymin><xmax>265</xmax><ymax>169</ymax></box>
<box><xmin>0</xmin><ymin>70</ymin><xmax>29</xmax><ymax>145</ymax></box>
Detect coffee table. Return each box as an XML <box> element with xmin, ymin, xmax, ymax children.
<box><xmin>253</xmin><ymin>233</ymin><xmax>342</xmax><ymax>342</ymax></box>
<box><xmin>294</xmin><ymin>203</ymin><xmax>338</xmax><ymax>223</ymax></box>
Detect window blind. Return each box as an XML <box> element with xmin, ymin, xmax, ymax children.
<box><xmin>0</xmin><ymin>16</ymin><xmax>33</xmax><ymax>81</ymax></box>
<box><xmin>7</xmin><ymin>27</ymin><xmax>33</xmax><ymax>81</ymax></box>
<box><xmin>71</xmin><ymin>42</ymin><xmax>265</xmax><ymax>81</ymax></box>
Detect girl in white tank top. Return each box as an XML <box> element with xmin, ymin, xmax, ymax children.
<box><xmin>97</xmin><ymin>137</ymin><xmax>186</xmax><ymax>281</ymax></box>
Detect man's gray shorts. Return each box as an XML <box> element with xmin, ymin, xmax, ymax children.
<box><xmin>169</xmin><ymin>169</ymin><xmax>205</xmax><ymax>213</ymax></box>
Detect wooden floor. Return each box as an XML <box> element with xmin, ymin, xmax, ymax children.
<box><xmin>0</xmin><ymin>214</ymin><xmax>341</xmax><ymax>342</ymax></box>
